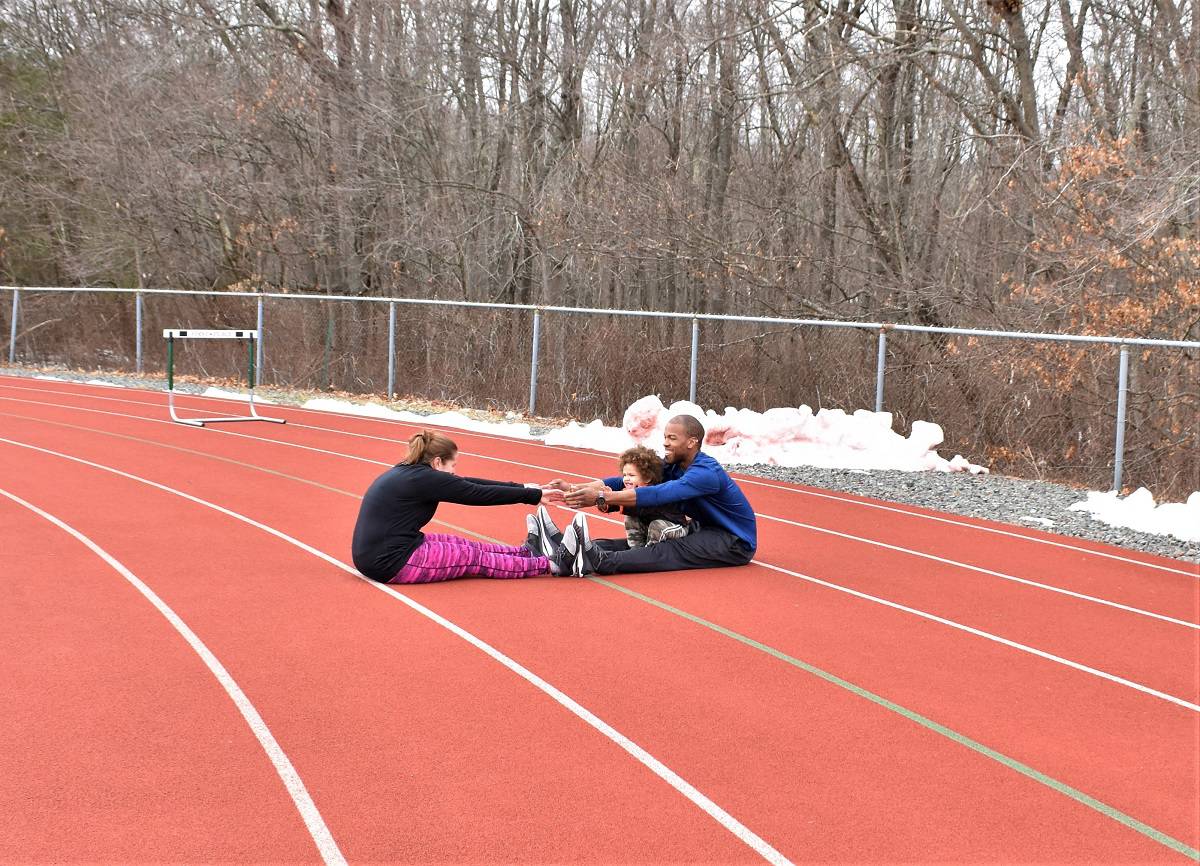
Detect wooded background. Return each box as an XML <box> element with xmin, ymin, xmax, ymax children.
<box><xmin>1</xmin><ymin>0</ymin><xmax>1197</xmax><ymax>494</ymax></box>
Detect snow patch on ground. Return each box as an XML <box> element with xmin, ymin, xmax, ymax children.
<box><xmin>202</xmin><ymin>387</ymin><xmax>276</xmax><ymax>404</ymax></box>
<box><xmin>546</xmin><ymin>395</ymin><xmax>989</xmax><ymax>474</ymax></box>
<box><xmin>301</xmin><ymin>397</ymin><xmax>536</xmax><ymax>439</ymax></box>
<box><xmin>1069</xmin><ymin>489</ymin><xmax>1200</xmax><ymax>544</ymax></box>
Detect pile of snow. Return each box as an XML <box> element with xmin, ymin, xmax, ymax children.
<box><xmin>202</xmin><ymin>386</ymin><xmax>276</xmax><ymax>403</ymax></box>
<box><xmin>545</xmin><ymin>395</ymin><xmax>988</xmax><ymax>473</ymax></box>
<box><xmin>301</xmin><ymin>397</ymin><xmax>537</xmax><ymax>440</ymax></box>
<box><xmin>1069</xmin><ymin>488</ymin><xmax>1200</xmax><ymax>543</ymax></box>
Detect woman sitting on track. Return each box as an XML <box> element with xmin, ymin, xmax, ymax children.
<box><xmin>351</xmin><ymin>430</ymin><xmax>572</xmax><ymax>584</ymax></box>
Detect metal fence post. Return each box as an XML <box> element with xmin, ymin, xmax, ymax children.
<box><xmin>874</xmin><ymin>327</ymin><xmax>888</xmax><ymax>412</ymax></box>
<box><xmin>135</xmin><ymin>291</ymin><xmax>144</xmax><ymax>373</ymax></box>
<box><xmin>1112</xmin><ymin>344</ymin><xmax>1131</xmax><ymax>492</ymax></box>
<box><xmin>528</xmin><ymin>309</ymin><xmax>542</xmax><ymax>416</ymax></box>
<box><xmin>8</xmin><ymin>289</ymin><xmax>18</xmax><ymax>364</ymax></box>
<box><xmin>255</xmin><ymin>295</ymin><xmax>264</xmax><ymax>374</ymax></box>
<box><xmin>689</xmin><ymin>318</ymin><xmax>700</xmax><ymax>404</ymax></box>
<box><xmin>387</xmin><ymin>301</ymin><xmax>397</xmax><ymax>399</ymax></box>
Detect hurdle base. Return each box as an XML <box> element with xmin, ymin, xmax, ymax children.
<box><xmin>167</xmin><ymin>388</ymin><xmax>286</xmax><ymax>427</ymax></box>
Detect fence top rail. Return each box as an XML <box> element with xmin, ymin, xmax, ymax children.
<box><xmin>4</xmin><ymin>285</ymin><xmax>1199</xmax><ymax>350</ymax></box>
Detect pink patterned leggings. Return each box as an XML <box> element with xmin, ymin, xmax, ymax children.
<box><xmin>388</xmin><ymin>533</ymin><xmax>550</xmax><ymax>584</ymax></box>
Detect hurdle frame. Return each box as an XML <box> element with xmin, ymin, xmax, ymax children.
<box><xmin>163</xmin><ymin>328</ymin><xmax>286</xmax><ymax>427</ymax></box>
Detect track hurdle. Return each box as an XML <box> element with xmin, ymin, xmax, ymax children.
<box><xmin>163</xmin><ymin>329</ymin><xmax>285</xmax><ymax>427</ymax></box>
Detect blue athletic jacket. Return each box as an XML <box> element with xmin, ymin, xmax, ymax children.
<box><xmin>604</xmin><ymin>452</ymin><xmax>757</xmax><ymax>550</ymax></box>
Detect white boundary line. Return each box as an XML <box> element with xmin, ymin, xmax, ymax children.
<box><xmin>0</xmin><ymin>436</ymin><xmax>792</xmax><ymax>866</ymax></box>
<box><xmin>3</xmin><ymin>374</ymin><xmax>1194</xmax><ymax>578</ymax></box>
<box><xmin>748</xmin><ymin>558</ymin><xmax>1200</xmax><ymax>712</ymax></box>
<box><xmin>2</xmin><ymin>392</ymin><xmax>1192</xmax><ymax>632</ymax></box>
<box><xmin>0</xmin><ymin>487</ymin><xmax>347</xmax><ymax>866</ymax></box>
<box><xmin>753</xmin><ymin>512</ymin><xmax>1198</xmax><ymax>630</ymax></box>
<box><xmin>555</xmin><ymin>505</ymin><xmax>1200</xmax><ymax>712</ymax></box>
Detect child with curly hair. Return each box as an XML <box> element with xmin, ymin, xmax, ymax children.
<box><xmin>616</xmin><ymin>446</ymin><xmax>690</xmax><ymax>547</ymax></box>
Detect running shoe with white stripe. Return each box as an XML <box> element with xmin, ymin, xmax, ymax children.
<box><xmin>549</xmin><ymin>520</ymin><xmax>580</xmax><ymax>577</ymax></box>
<box><xmin>571</xmin><ymin>513</ymin><xmax>609</xmax><ymax>576</ymax></box>
<box><xmin>535</xmin><ymin>504</ymin><xmax>564</xmax><ymax>554</ymax></box>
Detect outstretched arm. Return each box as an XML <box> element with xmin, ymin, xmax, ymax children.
<box><xmin>433</xmin><ymin>473</ymin><xmax>543</xmax><ymax>507</ymax></box>
<box><xmin>461</xmin><ymin>476</ymin><xmax>525</xmax><ymax>488</ymax></box>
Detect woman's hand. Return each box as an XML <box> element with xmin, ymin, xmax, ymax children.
<box><xmin>542</xmin><ymin>478</ymin><xmax>571</xmax><ymax>492</ymax></box>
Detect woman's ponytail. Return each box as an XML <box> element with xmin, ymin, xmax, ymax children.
<box><xmin>403</xmin><ymin>430</ymin><xmax>457</xmax><ymax>465</ymax></box>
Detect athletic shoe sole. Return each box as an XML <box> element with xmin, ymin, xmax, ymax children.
<box><xmin>536</xmin><ymin>505</ymin><xmax>564</xmax><ymax>557</ymax></box>
<box><xmin>572</xmin><ymin>513</ymin><xmax>592</xmax><ymax>576</ymax></box>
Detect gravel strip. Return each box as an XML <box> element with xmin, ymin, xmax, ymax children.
<box><xmin>5</xmin><ymin>365</ymin><xmax>1197</xmax><ymax>565</ymax></box>
<box><xmin>735</xmin><ymin>465</ymin><xmax>1199</xmax><ymax>565</ymax></box>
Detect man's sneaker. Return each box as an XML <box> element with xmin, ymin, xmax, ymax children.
<box><xmin>535</xmin><ymin>505</ymin><xmax>564</xmax><ymax>551</ymax></box>
<box><xmin>548</xmin><ymin>521</ymin><xmax>580</xmax><ymax>577</ymax></box>
<box><xmin>572</xmin><ymin>513</ymin><xmax>609</xmax><ymax>576</ymax></box>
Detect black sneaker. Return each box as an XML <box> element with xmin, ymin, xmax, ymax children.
<box><xmin>535</xmin><ymin>505</ymin><xmax>564</xmax><ymax>551</ymax></box>
<box><xmin>548</xmin><ymin>521</ymin><xmax>579</xmax><ymax>576</ymax></box>
<box><xmin>572</xmin><ymin>513</ymin><xmax>609</xmax><ymax>576</ymax></box>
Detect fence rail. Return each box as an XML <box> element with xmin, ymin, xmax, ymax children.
<box><xmin>3</xmin><ymin>285</ymin><xmax>1198</xmax><ymax>493</ymax></box>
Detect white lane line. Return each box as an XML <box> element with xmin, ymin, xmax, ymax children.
<box><xmin>0</xmin><ymin>487</ymin><xmax>347</xmax><ymax>866</ymax></box>
<box><xmin>10</xmin><ymin>375</ymin><xmax>1193</xmax><ymax>574</ymax></box>
<box><xmin>732</xmin><ymin>475</ymin><xmax>1200</xmax><ymax>580</ymax></box>
<box><xmin>753</xmin><ymin>512</ymin><xmax>1199</xmax><ymax>629</ymax></box>
<box><xmin>4</xmin><ymin>374</ymin><xmax>1192</xmax><ymax>578</ymax></box>
<box><xmin>5</xmin><ymin>393</ymin><xmax>1192</xmax><ymax>631</ymax></box>
<box><xmin>4</xmin><ymin>400</ymin><xmax>1195</xmax><ymax>705</ymax></box>
<box><xmin>0</xmin><ymin>436</ymin><xmax>793</xmax><ymax>866</ymax></box>
<box><xmin>750</xmin><ymin>557</ymin><xmax>1200</xmax><ymax>713</ymax></box>
<box><xmin>552</xmin><ymin>504</ymin><xmax>1200</xmax><ymax>713</ymax></box>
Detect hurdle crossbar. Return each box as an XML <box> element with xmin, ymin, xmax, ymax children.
<box><xmin>163</xmin><ymin>329</ymin><xmax>286</xmax><ymax>427</ymax></box>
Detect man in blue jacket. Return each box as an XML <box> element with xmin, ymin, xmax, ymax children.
<box><xmin>545</xmin><ymin>415</ymin><xmax>757</xmax><ymax>575</ymax></box>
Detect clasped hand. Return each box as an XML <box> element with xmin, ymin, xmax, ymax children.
<box><xmin>539</xmin><ymin>478</ymin><xmax>597</xmax><ymax>507</ymax></box>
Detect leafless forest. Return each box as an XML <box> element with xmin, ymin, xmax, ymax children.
<box><xmin>0</xmin><ymin>0</ymin><xmax>1197</xmax><ymax>494</ymax></box>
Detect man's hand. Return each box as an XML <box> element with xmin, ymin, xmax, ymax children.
<box><xmin>564</xmin><ymin>485</ymin><xmax>599</xmax><ymax>508</ymax></box>
<box><xmin>542</xmin><ymin>478</ymin><xmax>571</xmax><ymax>492</ymax></box>
<box><xmin>540</xmin><ymin>485</ymin><xmax>566</xmax><ymax>502</ymax></box>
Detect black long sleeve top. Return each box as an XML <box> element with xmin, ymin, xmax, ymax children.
<box><xmin>351</xmin><ymin>462</ymin><xmax>542</xmax><ymax>581</ymax></box>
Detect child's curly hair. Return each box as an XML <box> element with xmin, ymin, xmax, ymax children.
<box><xmin>618</xmin><ymin>446</ymin><xmax>663</xmax><ymax>485</ymax></box>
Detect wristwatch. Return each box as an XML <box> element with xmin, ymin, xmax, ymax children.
<box><xmin>595</xmin><ymin>488</ymin><xmax>609</xmax><ymax>512</ymax></box>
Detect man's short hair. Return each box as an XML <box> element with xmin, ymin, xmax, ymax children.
<box><xmin>669</xmin><ymin>414</ymin><xmax>705</xmax><ymax>444</ymax></box>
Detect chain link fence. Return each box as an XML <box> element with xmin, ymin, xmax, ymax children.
<box><xmin>3</xmin><ymin>287</ymin><xmax>1197</xmax><ymax>499</ymax></box>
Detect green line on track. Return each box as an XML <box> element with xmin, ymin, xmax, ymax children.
<box><xmin>590</xmin><ymin>576</ymin><xmax>1199</xmax><ymax>861</ymax></box>
<box><xmin>4</xmin><ymin>408</ymin><xmax>1195</xmax><ymax>861</ymax></box>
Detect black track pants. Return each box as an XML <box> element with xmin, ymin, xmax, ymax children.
<box><xmin>592</xmin><ymin>527</ymin><xmax>753</xmax><ymax>575</ymax></box>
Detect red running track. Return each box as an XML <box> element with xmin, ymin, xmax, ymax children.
<box><xmin>1</xmin><ymin>373</ymin><xmax>1197</xmax><ymax>864</ymax></box>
